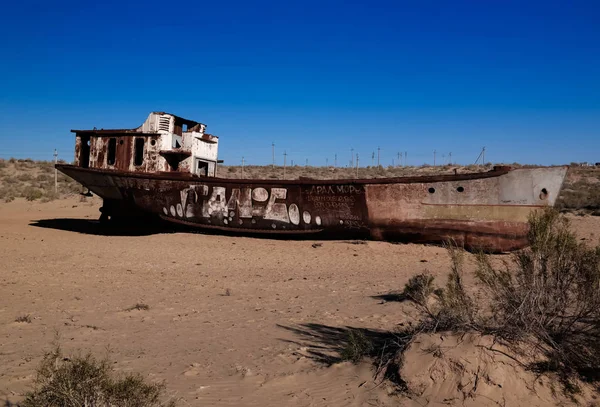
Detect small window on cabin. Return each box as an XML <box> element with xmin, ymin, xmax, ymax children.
<box><xmin>196</xmin><ymin>160</ymin><xmax>209</xmax><ymax>176</ymax></box>
<box><xmin>134</xmin><ymin>138</ymin><xmax>145</xmax><ymax>166</ymax></box>
<box><xmin>107</xmin><ymin>138</ymin><xmax>117</xmax><ymax>165</ymax></box>
<box><xmin>182</xmin><ymin>123</ymin><xmax>188</xmax><ymax>132</ymax></box>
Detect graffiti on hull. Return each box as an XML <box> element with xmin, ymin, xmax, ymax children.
<box><xmin>162</xmin><ymin>185</ymin><xmax>321</xmax><ymax>229</ymax></box>
<box><xmin>160</xmin><ymin>183</ymin><xmax>367</xmax><ymax>230</ymax></box>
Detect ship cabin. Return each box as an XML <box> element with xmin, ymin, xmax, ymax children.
<box><xmin>72</xmin><ymin>112</ymin><xmax>220</xmax><ymax>177</ymax></box>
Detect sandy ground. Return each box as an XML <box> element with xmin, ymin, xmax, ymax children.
<box><xmin>1</xmin><ymin>197</ymin><xmax>598</xmax><ymax>406</ymax></box>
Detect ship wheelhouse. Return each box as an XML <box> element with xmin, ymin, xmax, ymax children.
<box><xmin>73</xmin><ymin>112</ymin><xmax>220</xmax><ymax>176</ymax></box>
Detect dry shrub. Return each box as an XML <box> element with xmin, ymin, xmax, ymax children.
<box><xmin>23</xmin><ymin>186</ymin><xmax>43</xmax><ymax>201</ymax></box>
<box><xmin>476</xmin><ymin>209</ymin><xmax>600</xmax><ymax>383</ymax></box>
<box><xmin>356</xmin><ymin>209</ymin><xmax>600</xmax><ymax>393</ymax></box>
<box><xmin>341</xmin><ymin>330</ymin><xmax>374</xmax><ymax>363</ymax></box>
<box><xmin>21</xmin><ymin>345</ymin><xmax>175</xmax><ymax>407</ymax></box>
<box><xmin>400</xmin><ymin>244</ymin><xmax>474</xmax><ymax>332</ymax></box>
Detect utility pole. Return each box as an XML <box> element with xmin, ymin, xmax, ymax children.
<box><xmin>474</xmin><ymin>147</ymin><xmax>486</xmax><ymax>165</ymax></box>
<box><xmin>283</xmin><ymin>151</ymin><xmax>287</xmax><ymax>179</ymax></box>
<box><xmin>350</xmin><ymin>148</ymin><xmax>354</xmax><ymax>167</ymax></box>
<box><xmin>397</xmin><ymin>152</ymin><xmax>401</xmax><ymax>167</ymax></box>
<box><xmin>305</xmin><ymin>158</ymin><xmax>308</xmax><ymax>167</ymax></box>
<box><xmin>271</xmin><ymin>142</ymin><xmax>275</xmax><ymax>168</ymax></box>
<box><xmin>405</xmin><ymin>151</ymin><xmax>407</xmax><ymax>166</ymax></box>
<box><xmin>392</xmin><ymin>158</ymin><xmax>395</xmax><ymax>167</ymax></box>
<box><xmin>326</xmin><ymin>157</ymin><xmax>328</xmax><ymax>167</ymax></box>
<box><xmin>377</xmin><ymin>146</ymin><xmax>380</xmax><ymax>167</ymax></box>
<box><xmin>371</xmin><ymin>151</ymin><xmax>375</xmax><ymax>166</ymax></box>
<box><xmin>356</xmin><ymin>154</ymin><xmax>359</xmax><ymax>178</ymax></box>
<box><xmin>449</xmin><ymin>152</ymin><xmax>452</xmax><ymax>165</ymax></box>
<box><xmin>241</xmin><ymin>157</ymin><xmax>245</xmax><ymax>179</ymax></box>
<box><xmin>433</xmin><ymin>150</ymin><xmax>437</xmax><ymax>166</ymax></box>
<box><xmin>54</xmin><ymin>149</ymin><xmax>58</xmax><ymax>194</ymax></box>
<box><xmin>334</xmin><ymin>153</ymin><xmax>337</xmax><ymax>168</ymax></box>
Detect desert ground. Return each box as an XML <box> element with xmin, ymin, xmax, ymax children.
<box><xmin>1</xmin><ymin>196</ymin><xmax>599</xmax><ymax>406</ymax></box>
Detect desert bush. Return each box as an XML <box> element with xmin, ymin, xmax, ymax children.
<box><xmin>341</xmin><ymin>330</ymin><xmax>374</xmax><ymax>363</ymax></box>
<box><xmin>16</xmin><ymin>173</ymin><xmax>34</xmax><ymax>182</ymax></box>
<box><xmin>475</xmin><ymin>209</ymin><xmax>600</xmax><ymax>382</ymax></box>
<box><xmin>0</xmin><ymin>159</ymin><xmax>6</xmax><ymax>169</ymax></box>
<box><xmin>15</xmin><ymin>315</ymin><xmax>32</xmax><ymax>323</ymax></box>
<box><xmin>21</xmin><ymin>345</ymin><xmax>175</xmax><ymax>407</ymax></box>
<box><xmin>36</xmin><ymin>174</ymin><xmax>53</xmax><ymax>182</ymax></box>
<box><xmin>354</xmin><ymin>209</ymin><xmax>600</xmax><ymax>393</ymax></box>
<box><xmin>23</xmin><ymin>186</ymin><xmax>43</xmax><ymax>201</ymax></box>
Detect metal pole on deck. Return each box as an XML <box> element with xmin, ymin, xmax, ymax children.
<box><xmin>54</xmin><ymin>149</ymin><xmax>58</xmax><ymax>194</ymax></box>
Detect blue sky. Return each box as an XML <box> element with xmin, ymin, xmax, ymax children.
<box><xmin>0</xmin><ymin>0</ymin><xmax>598</xmax><ymax>166</ymax></box>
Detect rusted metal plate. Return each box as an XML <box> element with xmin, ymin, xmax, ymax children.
<box><xmin>56</xmin><ymin>164</ymin><xmax>568</xmax><ymax>252</ymax></box>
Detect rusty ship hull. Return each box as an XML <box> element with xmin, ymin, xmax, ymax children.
<box><xmin>56</xmin><ymin>164</ymin><xmax>568</xmax><ymax>252</ymax></box>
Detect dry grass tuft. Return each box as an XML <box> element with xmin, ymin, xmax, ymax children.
<box><xmin>15</xmin><ymin>315</ymin><xmax>32</xmax><ymax>323</ymax></box>
<box><xmin>126</xmin><ymin>303</ymin><xmax>150</xmax><ymax>311</ymax></box>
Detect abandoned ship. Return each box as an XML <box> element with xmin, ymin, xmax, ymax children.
<box><xmin>56</xmin><ymin>112</ymin><xmax>568</xmax><ymax>252</ymax></box>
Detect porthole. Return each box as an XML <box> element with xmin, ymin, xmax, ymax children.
<box><xmin>457</xmin><ymin>186</ymin><xmax>464</xmax><ymax>193</ymax></box>
<box><xmin>428</xmin><ymin>187</ymin><xmax>435</xmax><ymax>194</ymax></box>
<box><xmin>119</xmin><ymin>139</ymin><xmax>124</xmax><ymax>145</ymax></box>
<box><xmin>539</xmin><ymin>188</ymin><xmax>548</xmax><ymax>200</ymax></box>
<box><xmin>150</xmin><ymin>139</ymin><xmax>156</xmax><ymax>146</ymax></box>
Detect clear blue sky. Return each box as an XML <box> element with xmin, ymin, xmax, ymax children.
<box><xmin>1</xmin><ymin>0</ymin><xmax>598</xmax><ymax>166</ymax></box>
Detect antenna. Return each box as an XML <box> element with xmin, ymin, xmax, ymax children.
<box><xmin>283</xmin><ymin>151</ymin><xmax>287</xmax><ymax>179</ymax></box>
<box><xmin>433</xmin><ymin>150</ymin><xmax>436</xmax><ymax>166</ymax></box>
<box><xmin>377</xmin><ymin>146</ymin><xmax>380</xmax><ymax>167</ymax></box>
<box><xmin>241</xmin><ymin>156</ymin><xmax>245</xmax><ymax>179</ymax></box>
<box><xmin>356</xmin><ymin>153</ymin><xmax>359</xmax><ymax>178</ymax></box>
<box><xmin>271</xmin><ymin>142</ymin><xmax>275</xmax><ymax>168</ymax></box>
<box><xmin>350</xmin><ymin>148</ymin><xmax>354</xmax><ymax>167</ymax></box>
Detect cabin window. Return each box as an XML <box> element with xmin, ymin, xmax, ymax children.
<box><xmin>196</xmin><ymin>160</ymin><xmax>208</xmax><ymax>176</ymax></box>
<box><xmin>107</xmin><ymin>138</ymin><xmax>117</xmax><ymax>165</ymax></box>
<box><xmin>79</xmin><ymin>135</ymin><xmax>91</xmax><ymax>168</ymax></box>
<box><xmin>134</xmin><ymin>138</ymin><xmax>145</xmax><ymax>166</ymax></box>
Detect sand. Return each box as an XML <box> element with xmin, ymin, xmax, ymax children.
<box><xmin>1</xmin><ymin>197</ymin><xmax>598</xmax><ymax>406</ymax></box>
